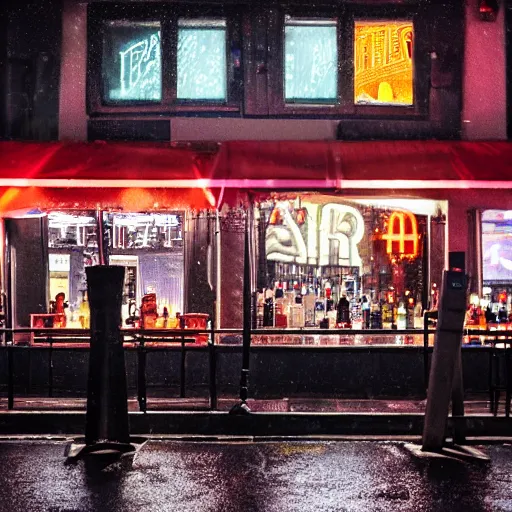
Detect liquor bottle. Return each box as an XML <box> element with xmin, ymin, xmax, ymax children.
<box><xmin>78</xmin><ymin>290</ymin><xmax>90</xmax><ymax>329</ymax></box>
<box><xmin>336</xmin><ymin>295</ymin><xmax>351</xmax><ymax>327</ymax></box>
<box><xmin>396</xmin><ymin>302</ymin><xmax>407</xmax><ymax>330</ymax></box>
<box><xmin>263</xmin><ymin>288</ymin><xmax>274</xmax><ymax>327</ymax></box>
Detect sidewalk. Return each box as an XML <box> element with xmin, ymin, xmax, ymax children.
<box><xmin>0</xmin><ymin>396</ymin><xmax>510</xmax><ymax>438</ymax></box>
<box><xmin>0</xmin><ymin>396</ymin><xmax>495</xmax><ymax>415</ymax></box>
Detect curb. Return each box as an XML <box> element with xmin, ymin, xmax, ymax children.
<box><xmin>0</xmin><ymin>411</ymin><xmax>510</xmax><ymax>437</ymax></box>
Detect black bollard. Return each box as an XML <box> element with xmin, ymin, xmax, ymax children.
<box><xmin>85</xmin><ymin>265</ymin><xmax>129</xmax><ymax>445</ymax></box>
<box><xmin>66</xmin><ymin>266</ymin><xmax>145</xmax><ymax>461</ymax></box>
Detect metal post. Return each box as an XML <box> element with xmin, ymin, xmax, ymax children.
<box><xmin>489</xmin><ymin>342</ymin><xmax>496</xmax><ymax>415</ymax></box>
<box><xmin>208</xmin><ymin>300</ymin><xmax>217</xmax><ymax>410</ymax></box>
<box><xmin>423</xmin><ymin>312</ymin><xmax>430</xmax><ymax>392</ymax></box>
<box><xmin>180</xmin><ymin>333</ymin><xmax>186</xmax><ymax>398</ymax></box>
<box><xmin>230</xmin><ymin>214</ymin><xmax>252</xmax><ymax>415</ymax></box>
<box><xmin>137</xmin><ymin>339</ymin><xmax>147</xmax><ymax>413</ymax></box>
<box><xmin>48</xmin><ymin>336</ymin><xmax>53</xmax><ymax>398</ymax></box>
<box><xmin>506</xmin><ymin>346</ymin><xmax>511</xmax><ymax>417</ymax></box>
<box><xmin>451</xmin><ymin>347</ymin><xmax>465</xmax><ymax>444</ymax></box>
<box><xmin>422</xmin><ymin>270</ymin><xmax>468</xmax><ymax>452</ymax></box>
<box><xmin>7</xmin><ymin>343</ymin><xmax>13</xmax><ymax>410</ymax></box>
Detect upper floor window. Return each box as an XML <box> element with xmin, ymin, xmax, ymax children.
<box><xmin>177</xmin><ymin>19</ymin><xmax>227</xmax><ymax>101</ymax></box>
<box><xmin>87</xmin><ymin>4</ymin><xmax>242</xmax><ymax>115</ymax></box>
<box><xmin>354</xmin><ymin>21</ymin><xmax>414</xmax><ymax>106</ymax></box>
<box><xmin>264</xmin><ymin>5</ymin><xmax>426</xmax><ymax>117</ymax></box>
<box><xmin>284</xmin><ymin>17</ymin><xmax>338</xmax><ymax>104</ymax></box>
<box><xmin>102</xmin><ymin>21</ymin><xmax>162</xmax><ymax>102</ymax></box>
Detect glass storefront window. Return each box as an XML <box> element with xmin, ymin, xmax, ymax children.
<box><xmin>255</xmin><ymin>197</ymin><xmax>428</xmax><ymax>336</ymax></box>
<box><xmin>177</xmin><ymin>19</ymin><xmax>227</xmax><ymax>101</ymax></box>
<box><xmin>47</xmin><ymin>211</ymin><xmax>99</xmax><ymax>328</ymax></box>
<box><xmin>109</xmin><ymin>212</ymin><xmax>184</xmax><ymax>325</ymax></box>
<box><xmin>102</xmin><ymin>20</ymin><xmax>162</xmax><ymax>102</ymax></box>
<box><xmin>46</xmin><ymin>211</ymin><xmax>184</xmax><ymax>329</ymax></box>
<box><xmin>481</xmin><ymin>210</ymin><xmax>512</xmax><ymax>326</ymax></box>
<box><xmin>354</xmin><ymin>20</ymin><xmax>414</xmax><ymax>106</ymax></box>
<box><xmin>284</xmin><ymin>17</ymin><xmax>338</xmax><ymax>103</ymax></box>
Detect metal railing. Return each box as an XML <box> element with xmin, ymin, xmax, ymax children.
<box><xmin>1</xmin><ymin>323</ymin><xmax>508</xmax><ymax>413</ymax></box>
<box><xmin>0</xmin><ymin>327</ymin><xmax>208</xmax><ymax>411</ymax></box>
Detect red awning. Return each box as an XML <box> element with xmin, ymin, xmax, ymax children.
<box><xmin>210</xmin><ymin>140</ymin><xmax>512</xmax><ymax>190</ymax></box>
<box><xmin>0</xmin><ymin>140</ymin><xmax>216</xmax><ymax>186</ymax></box>
<box><xmin>0</xmin><ymin>141</ymin><xmax>219</xmax><ymax>212</ymax></box>
<box><xmin>2</xmin><ymin>139</ymin><xmax>512</xmax><ymax>189</ymax></box>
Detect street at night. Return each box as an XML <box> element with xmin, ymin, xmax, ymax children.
<box><xmin>0</xmin><ymin>440</ymin><xmax>510</xmax><ymax>512</ymax></box>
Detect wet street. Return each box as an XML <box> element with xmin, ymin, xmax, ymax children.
<box><xmin>0</xmin><ymin>440</ymin><xmax>510</xmax><ymax>512</ymax></box>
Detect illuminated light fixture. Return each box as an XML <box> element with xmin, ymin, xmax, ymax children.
<box><xmin>382</xmin><ymin>211</ymin><xmax>419</xmax><ymax>259</ymax></box>
<box><xmin>296</xmin><ymin>207</ymin><xmax>307</xmax><ymax>226</ymax></box>
<box><xmin>470</xmin><ymin>293</ymin><xmax>480</xmax><ymax>306</ymax></box>
<box><xmin>269</xmin><ymin>206</ymin><xmax>283</xmax><ymax>225</ymax></box>
<box><xmin>479</xmin><ymin>0</ymin><xmax>499</xmax><ymax>21</ymax></box>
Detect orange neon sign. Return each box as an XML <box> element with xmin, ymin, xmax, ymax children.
<box><xmin>382</xmin><ymin>211</ymin><xmax>419</xmax><ymax>258</ymax></box>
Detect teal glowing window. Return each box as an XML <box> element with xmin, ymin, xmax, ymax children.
<box><xmin>177</xmin><ymin>19</ymin><xmax>227</xmax><ymax>101</ymax></box>
<box><xmin>102</xmin><ymin>21</ymin><xmax>162</xmax><ymax>102</ymax></box>
<box><xmin>284</xmin><ymin>18</ymin><xmax>338</xmax><ymax>103</ymax></box>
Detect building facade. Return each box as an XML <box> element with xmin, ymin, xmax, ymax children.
<box><xmin>0</xmin><ymin>0</ymin><xmax>511</xmax><ymax>398</ymax></box>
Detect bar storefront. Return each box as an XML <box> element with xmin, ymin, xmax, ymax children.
<box><xmin>0</xmin><ymin>140</ymin><xmax>511</xmax><ymax>400</ymax></box>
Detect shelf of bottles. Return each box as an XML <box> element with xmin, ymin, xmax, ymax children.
<box><xmin>464</xmin><ymin>285</ymin><xmax>512</xmax><ymax>345</ymax></box>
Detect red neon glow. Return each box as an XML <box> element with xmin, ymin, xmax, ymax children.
<box><xmin>382</xmin><ymin>211</ymin><xmax>419</xmax><ymax>258</ymax></box>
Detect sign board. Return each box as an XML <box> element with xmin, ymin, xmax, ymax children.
<box><xmin>49</xmin><ymin>254</ymin><xmax>70</xmax><ymax>272</ymax></box>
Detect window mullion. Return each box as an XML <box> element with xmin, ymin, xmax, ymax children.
<box><xmin>339</xmin><ymin>7</ymin><xmax>355</xmax><ymax>114</ymax></box>
<box><xmin>162</xmin><ymin>13</ymin><xmax>177</xmax><ymax>107</ymax></box>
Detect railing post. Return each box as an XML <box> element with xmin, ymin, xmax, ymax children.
<box><xmin>423</xmin><ymin>312</ymin><xmax>430</xmax><ymax>392</ymax></box>
<box><xmin>180</xmin><ymin>332</ymin><xmax>186</xmax><ymax>398</ymax></box>
<box><xmin>137</xmin><ymin>336</ymin><xmax>147</xmax><ymax>413</ymax></box>
<box><xmin>48</xmin><ymin>335</ymin><xmax>54</xmax><ymax>398</ymax></box>
<box><xmin>7</xmin><ymin>341</ymin><xmax>13</xmax><ymax>410</ymax></box>
<box><xmin>208</xmin><ymin>302</ymin><xmax>217</xmax><ymax>410</ymax></box>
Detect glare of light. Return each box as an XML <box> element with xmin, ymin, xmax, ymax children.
<box><xmin>470</xmin><ymin>293</ymin><xmax>480</xmax><ymax>306</ymax></box>
<box><xmin>0</xmin><ymin>188</ymin><xmax>21</xmax><ymax>212</ymax></box>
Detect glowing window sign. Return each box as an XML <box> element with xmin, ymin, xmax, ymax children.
<box><xmin>354</xmin><ymin>21</ymin><xmax>414</xmax><ymax>106</ymax></box>
<box><xmin>103</xmin><ymin>21</ymin><xmax>162</xmax><ymax>102</ymax></box>
<box><xmin>382</xmin><ymin>211</ymin><xmax>419</xmax><ymax>258</ymax></box>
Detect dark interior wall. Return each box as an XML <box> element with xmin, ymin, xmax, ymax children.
<box><xmin>0</xmin><ymin>5</ymin><xmax>8</xmax><ymax>140</ymax></box>
<box><xmin>507</xmin><ymin>3</ymin><xmax>512</xmax><ymax>139</ymax></box>
<box><xmin>184</xmin><ymin>212</ymin><xmax>216</xmax><ymax>316</ymax></box>
<box><xmin>2</xmin><ymin>0</ymin><xmax>62</xmax><ymax>140</ymax></box>
<box><xmin>5</xmin><ymin>217</ymin><xmax>49</xmax><ymax>328</ymax></box>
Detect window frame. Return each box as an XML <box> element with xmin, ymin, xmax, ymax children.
<box><xmin>266</xmin><ymin>4</ymin><xmax>429</xmax><ymax>118</ymax></box>
<box><xmin>87</xmin><ymin>3</ymin><xmax>243</xmax><ymax>116</ymax></box>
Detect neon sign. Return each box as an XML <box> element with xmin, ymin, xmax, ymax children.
<box><xmin>382</xmin><ymin>211</ymin><xmax>419</xmax><ymax>258</ymax></box>
<box><xmin>115</xmin><ymin>31</ymin><xmax>161</xmax><ymax>101</ymax></box>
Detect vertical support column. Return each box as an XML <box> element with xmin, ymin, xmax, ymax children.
<box><xmin>467</xmin><ymin>209</ymin><xmax>483</xmax><ymax>296</ymax></box>
<box><xmin>430</xmin><ymin>210</ymin><xmax>446</xmax><ymax>309</ymax></box>
<box><xmin>230</xmin><ymin>210</ymin><xmax>252</xmax><ymax>415</ymax></box>
<box><xmin>219</xmin><ymin>209</ymin><xmax>245</xmax><ymax>329</ymax></box>
<box><xmin>59</xmin><ymin>0</ymin><xmax>87</xmax><ymax>141</ymax></box>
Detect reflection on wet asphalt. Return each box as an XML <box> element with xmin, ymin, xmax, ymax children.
<box><xmin>0</xmin><ymin>440</ymin><xmax>508</xmax><ymax>511</ymax></box>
